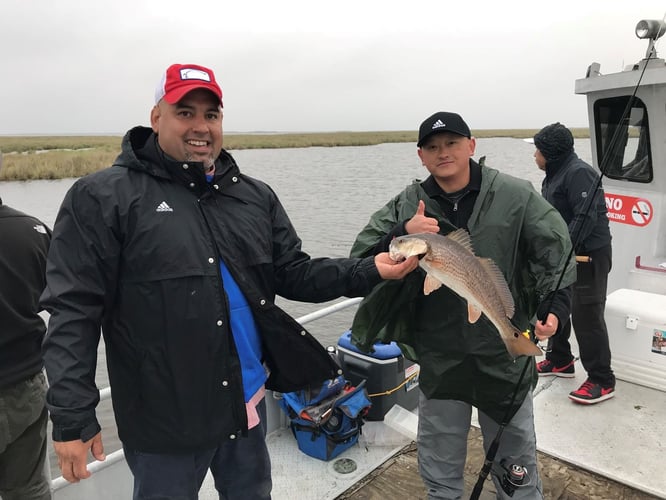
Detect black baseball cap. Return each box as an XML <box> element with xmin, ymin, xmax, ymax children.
<box><xmin>417</xmin><ymin>112</ymin><xmax>471</xmax><ymax>147</ymax></box>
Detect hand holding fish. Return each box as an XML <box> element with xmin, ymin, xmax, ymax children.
<box><xmin>534</xmin><ymin>313</ymin><xmax>559</xmax><ymax>341</ymax></box>
<box><xmin>405</xmin><ymin>200</ymin><xmax>440</xmax><ymax>234</ymax></box>
<box><xmin>374</xmin><ymin>252</ymin><xmax>419</xmax><ymax>280</ymax></box>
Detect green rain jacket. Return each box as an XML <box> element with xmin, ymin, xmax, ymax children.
<box><xmin>350</xmin><ymin>164</ymin><xmax>576</xmax><ymax>423</ymax></box>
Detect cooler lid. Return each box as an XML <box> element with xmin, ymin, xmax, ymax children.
<box><xmin>337</xmin><ymin>330</ymin><xmax>403</xmax><ymax>360</ymax></box>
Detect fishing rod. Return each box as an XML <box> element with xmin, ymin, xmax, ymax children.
<box><xmin>469</xmin><ymin>17</ymin><xmax>665</xmax><ymax>500</ymax></box>
<box><xmin>468</xmin><ymin>356</ymin><xmax>532</xmax><ymax>499</ymax></box>
<box><xmin>542</xmin><ymin>16</ymin><xmax>666</xmax><ymax>320</ymax></box>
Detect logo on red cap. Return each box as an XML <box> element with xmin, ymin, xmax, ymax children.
<box><xmin>155</xmin><ymin>64</ymin><xmax>223</xmax><ymax>106</ymax></box>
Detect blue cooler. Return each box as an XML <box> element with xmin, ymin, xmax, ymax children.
<box><xmin>337</xmin><ymin>330</ymin><xmax>420</xmax><ymax>421</ymax></box>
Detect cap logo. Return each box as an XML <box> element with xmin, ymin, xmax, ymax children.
<box><xmin>431</xmin><ymin>119</ymin><xmax>446</xmax><ymax>130</ymax></box>
<box><xmin>179</xmin><ymin>68</ymin><xmax>212</xmax><ymax>82</ymax></box>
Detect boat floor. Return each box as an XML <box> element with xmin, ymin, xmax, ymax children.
<box><xmin>339</xmin><ymin>373</ymin><xmax>666</xmax><ymax>500</ymax></box>
<box><xmin>198</xmin><ymin>360</ymin><xmax>666</xmax><ymax>499</ymax></box>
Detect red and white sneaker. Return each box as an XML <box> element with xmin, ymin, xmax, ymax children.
<box><xmin>568</xmin><ymin>379</ymin><xmax>615</xmax><ymax>404</ymax></box>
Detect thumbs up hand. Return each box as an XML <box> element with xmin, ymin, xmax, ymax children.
<box><xmin>405</xmin><ymin>200</ymin><xmax>440</xmax><ymax>234</ymax></box>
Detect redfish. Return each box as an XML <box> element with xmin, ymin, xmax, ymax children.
<box><xmin>389</xmin><ymin>230</ymin><xmax>542</xmax><ymax>358</ymax></box>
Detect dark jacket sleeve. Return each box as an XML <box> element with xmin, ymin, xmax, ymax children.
<box><xmin>565</xmin><ymin>165</ymin><xmax>601</xmax><ymax>249</ymax></box>
<box><xmin>40</xmin><ymin>179</ymin><xmax>121</xmax><ymax>441</ymax></box>
<box><xmin>267</xmin><ymin>188</ymin><xmax>381</xmax><ymax>301</ymax></box>
<box><xmin>350</xmin><ymin>192</ymin><xmax>411</xmax><ymax>259</ymax></box>
<box><xmin>536</xmin><ymin>287</ymin><xmax>572</xmax><ymax>336</ymax></box>
<box><xmin>364</xmin><ymin>221</ymin><xmax>408</xmax><ymax>256</ymax></box>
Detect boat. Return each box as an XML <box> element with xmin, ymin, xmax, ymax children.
<box><xmin>528</xmin><ymin>17</ymin><xmax>666</xmax><ymax>499</ymax></box>
<box><xmin>49</xmin><ymin>17</ymin><xmax>666</xmax><ymax>500</ymax></box>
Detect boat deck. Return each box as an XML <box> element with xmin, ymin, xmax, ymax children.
<box><xmin>337</xmin><ymin>371</ymin><xmax>666</xmax><ymax>500</ymax></box>
<box><xmin>50</xmin><ymin>317</ymin><xmax>666</xmax><ymax>500</ymax></box>
<box><xmin>534</xmin><ymin>370</ymin><xmax>665</xmax><ymax>498</ymax></box>
<box><xmin>196</xmin><ymin>359</ymin><xmax>666</xmax><ymax>499</ymax></box>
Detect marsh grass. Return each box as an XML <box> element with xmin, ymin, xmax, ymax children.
<box><xmin>0</xmin><ymin>128</ymin><xmax>589</xmax><ymax>181</ymax></box>
<box><xmin>0</xmin><ymin>136</ymin><xmax>123</xmax><ymax>181</ymax></box>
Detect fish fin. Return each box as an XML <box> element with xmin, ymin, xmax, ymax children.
<box><xmin>468</xmin><ymin>304</ymin><xmax>482</xmax><ymax>323</ymax></box>
<box><xmin>423</xmin><ymin>274</ymin><xmax>443</xmax><ymax>295</ymax></box>
<box><xmin>504</xmin><ymin>328</ymin><xmax>543</xmax><ymax>358</ymax></box>
<box><xmin>478</xmin><ymin>257</ymin><xmax>515</xmax><ymax>318</ymax></box>
<box><xmin>446</xmin><ymin>228</ymin><xmax>475</xmax><ymax>255</ymax></box>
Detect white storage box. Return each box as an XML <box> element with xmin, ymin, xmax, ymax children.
<box><xmin>605</xmin><ymin>288</ymin><xmax>666</xmax><ymax>392</ymax></box>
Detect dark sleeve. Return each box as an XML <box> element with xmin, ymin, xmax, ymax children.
<box><xmin>41</xmin><ymin>179</ymin><xmax>120</xmax><ymax>441</ymax></box>
<box><xmin>536</xmin><ymin>286</ymin><xmax>572</xmax><ymax>335</ymax></box>
<box><xmin>365</xmin><ymin>221</ymin><xmax>408</xmax><ymax>255</ymax></box>
<box><xmin>268</xmin><ymin>190</ymin><xmax>382</xmax><ymax>301</ymax></box>
<box><xmin>566</xmin><ymin>167</ymin><xmax>601</xmax><ymax>248</ymax></box>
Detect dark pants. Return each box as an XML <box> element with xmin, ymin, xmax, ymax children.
<box><xmin>124</xmin><ymin>400</ymin><xmax>271</xmax><ymax>500</ymax></box>
<box><xmin>0</xmin><ymin>372</ymin><xmax>51</xmax><ymax>500</ymax></box>
<box><xmin>548</xmin><ymin>245</ymin><xmax>615</xmax><ymax>387</ymax></box>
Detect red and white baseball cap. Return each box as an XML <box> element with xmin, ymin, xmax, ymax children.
<box><xmin>154</xmin><ymin>64</ymin><xmax>223</xmax><ymax>106</ymax></box>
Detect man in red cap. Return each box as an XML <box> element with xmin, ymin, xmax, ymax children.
<box><xmin>41</xmin><ymin>63</ymin><xmax>418</xmax><ymax>499</ymax></box>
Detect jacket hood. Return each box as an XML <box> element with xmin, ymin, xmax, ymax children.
<box><xmin>545</xmin><ymin>151</ymin><xmax>578</xmax><ymax>178</ymax></box>
<box><xmin>114</xmin><ymin>126</ymin><xmax>240</xmax><ymax>185</ymax></box>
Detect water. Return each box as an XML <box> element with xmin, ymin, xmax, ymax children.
<box><xmin>0</xmin><ymin>138</ymin><xmax>592</xmax><ymax>476</ymax></box>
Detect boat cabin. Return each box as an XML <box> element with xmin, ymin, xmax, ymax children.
<box><xmin>575</xmin><ymin>19</ymin><xmax>666</xmax><ymax>392</ymax></box>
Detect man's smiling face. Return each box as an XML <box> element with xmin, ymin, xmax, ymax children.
<box><xmin>151</xmin><ymin>88</ymin><xmax>223</xmax><ymax>167</ymax></box>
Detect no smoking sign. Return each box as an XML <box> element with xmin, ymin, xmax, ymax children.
<box><xmin>606</xmin><ymin>193</ymin><xmax>653</xmax><ymax>227</ymax></box>
<box><xmin>631</xmin><ymin>199</ymin><xmax>652</xmax><ymax>226</ymax></box>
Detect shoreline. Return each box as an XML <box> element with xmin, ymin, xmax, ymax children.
<box><xmin>0</xmin><ymin>129</ymin><xmax>589</xmax><ymax>182</ymax></box>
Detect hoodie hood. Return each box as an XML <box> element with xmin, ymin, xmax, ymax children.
<box><xmin>113</xmin><ymin>126</ymin><xmax>240</xmax><ymax>193</ymax></box>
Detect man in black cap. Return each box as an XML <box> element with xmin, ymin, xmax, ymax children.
<box><xmin>533</xmin><ymin>122</ymin><xmax>615</xmax><ymax>405</ymax></box>
<box><xmin>350</xmin><ymin>111</ymin><xmax>576</xmax><ymax>499</ymax></box>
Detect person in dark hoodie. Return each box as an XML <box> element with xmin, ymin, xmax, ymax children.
<box><xmin>0</xmin><ymin>151</ymin><xmax>52</xmax><ymax>500</ymax></box>
<box><xmin>533</xmin><ymin>122</ymin><xmax>616</xmax><ymax>404</ymax></box>
<box><xmin>40</xmin><ymin>63</ymin><xmax>418</xmax><ymax>500</ymax></box>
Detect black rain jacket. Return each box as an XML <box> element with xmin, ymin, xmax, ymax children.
<box><xmin>0</xmin><ymin>201</ymin><xmax>51</xmax><ymax>389</ymax></box>
<box><xmin>41</xmin><ymin>127</ymin><xmax>381</xmax><ymax>452</ymax></box>
<box><xmin>541</xmin><ymin>151</ymin><xmax>611</xmax><ymax>254</ymax></box>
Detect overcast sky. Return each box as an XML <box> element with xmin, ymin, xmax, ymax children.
<box><xmin>1</xmin><ymin>1</ymin><xmax>664</xmax><ymax>135</ymax></box>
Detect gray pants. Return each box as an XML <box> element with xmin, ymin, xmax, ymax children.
<box><xmin>417</xmin><ymin>392</ymin><xmax>543</xmax><ymax>500</ymax></box>
<box><xmin>0</xmin><ymin>372</ymin><xmax>51</xmax><ymax>500</ymax></box>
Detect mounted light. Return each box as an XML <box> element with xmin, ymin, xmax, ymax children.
<box><xmin>635</xmin><ymin>19</ymin><xmax>666</xmax><ymax>40</ymax></box>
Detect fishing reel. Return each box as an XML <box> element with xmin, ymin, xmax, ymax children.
<box><xmin>321</xmin><ymin>408</ymin><xmax>343</xmax><ymax>433</ymax></box>
<box><xmin>495</xmin><ymin>460</ymin><xmax>529</xmax><ymax>497</ymax></box>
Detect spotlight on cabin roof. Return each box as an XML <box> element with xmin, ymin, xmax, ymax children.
<box><xmin>635</xmin><ymin>19</ymin><xmax>666</xmax><ymax>40</ymax></box>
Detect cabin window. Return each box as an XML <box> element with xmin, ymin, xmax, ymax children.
<box><xmin>593</xmin><ymin>96</ymin><xmax>652</xmax><ymax>183</ymax></box>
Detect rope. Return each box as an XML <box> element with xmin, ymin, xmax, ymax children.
<box><xmin>366</xmin><ymin>371</ymin><xmax>419</xmax><ymax>398</ymax></box>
